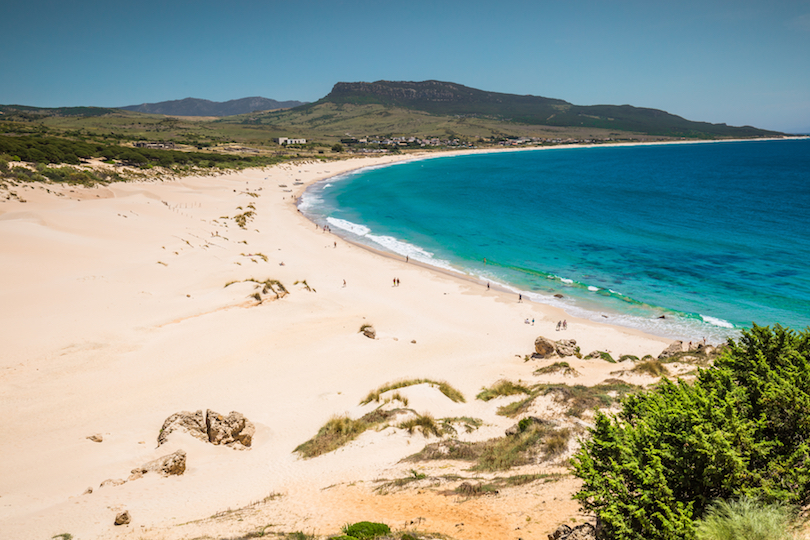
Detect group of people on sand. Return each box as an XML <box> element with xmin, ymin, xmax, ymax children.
<box><xmin>556</xmin><ymin>320</ymin><xmax>568</xmax><ymax>331</ymax></box>
<box><xmin>393</xmin><ymin>277</ymin><xmax>401</xmax><ymax>286</ymax></box>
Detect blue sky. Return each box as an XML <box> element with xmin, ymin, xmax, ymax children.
<box><xmin>3</xmin><ymin>0</ymin><xmax>809</xmax><ymax>133</ymax></box>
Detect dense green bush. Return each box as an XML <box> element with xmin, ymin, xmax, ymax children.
<box><xmin>341</xmin><ymin>521</ymin><xmax>390</xmax><ymax>539</ymax></box>
<box><xmin>572</xmin><ymin>324</ymin><xmax>810</xmax><ymax>540</ymax></box>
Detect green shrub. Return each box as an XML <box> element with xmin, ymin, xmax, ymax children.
<box><xmin>599</xmin><ymin>351</ymin><xmax>616</xmax><ymax>363</ymax></box>
<box><xmin>695</xmin><ymin>497</ymin><xmax>800</xmax><ymax>540</ymax></box>
<box><xmin>572</xmin><ymin>324</ymin><xmax>810</xmax><ymax>540</ymax></box>
<box><xmin>342</xmin><ymin>521</ymin><xmax>390</xmax><ymax>539</ymax></box>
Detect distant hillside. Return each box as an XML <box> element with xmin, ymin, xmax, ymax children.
<box><xmin>300</xmin><ymin>80</ymin><xmax>782</xmax><ymax>139</ymax></box>
<box><xmin>120</xmin><ymin>97</ymin><xmax>306</xmax><ymax>117</ymax></box>
<box><xmin>0</xmin><ymin>104</ymin><xmax>117</xmax><ymax>118</ymax></box>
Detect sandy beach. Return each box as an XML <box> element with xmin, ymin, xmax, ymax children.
<box><xmin>0</xmin><ymin>153</ymin><xmax>674</xmax><ymax>540</ymax></box>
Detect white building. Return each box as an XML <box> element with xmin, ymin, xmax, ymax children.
<box><xmin>275</xmin><ymin>137</ymin><xmax>307</xmax><ymax>145</ymax></box>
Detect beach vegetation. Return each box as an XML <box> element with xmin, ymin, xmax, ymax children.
<box><xmin>572</xmin><ymin>324</ymin><xmax>810</xmax><ymax>540</ymax></box>
<box><xmin>233</xmin><ymin>209</ymin><xmax>256</xmax><ymax>229</ymax></box>
<box><xmin>405</xmin><ymin>421</ymin><xmax>573</xmax><ymax>471</ymax></box>
<box><xmin>361</xmin><ymin>379</ymin><xmax>465</xmax><ymax>404</ymax></box>
<box><xmin>341</xmin><ymin>521</ymin><xmax>390</xmax><ymax>539</ymax></box>
<box><xmin>476</xmin><ymin>379</ymin><xmax>531</xmax><ymax>401</ymax></box>
<box><xmin>619</xmin><ymin>354</ymin><xmax>640</xmax><ymax>362</ymax></box>
<box><xmin>496</xmin><ymin>380</ymin><xmax>641</xmax><ymax>418</ymax></box>
<box><xmin>398</xmin><ymin>413</ymin><xmax>442</xmax><ymax>437</ymax></box>
<box><xmin>294</xmin><ymin>279</ymin><xmax>313</xmax><ymax>292</ymax></box>
<box><xmin>294</xmin><ymin>409</ymin><xmax>396</xmax><ymax>458</ymax></box>
<box><xmin>439</xmin><ymin>416</ymin><xmax>483</xmax><ymax>435</ymax></box>
<box><xmin>631</xmin><ymin>359</ymin><xmax>669</xmax><ymax>377</ymax></box>
<box><xmin>599</xmin><ymin>351</ymin><xmax>616</xmax><ymax>363</ymax></box>
<box><xmin>694</xmin><ymin>497</ymin><xmax>802</xmax><ymax>540</ymax></box>
<box><xmin>534</xmin><ymin>361</ymin><xmax>580</xmax><ymax>377</ymax></box>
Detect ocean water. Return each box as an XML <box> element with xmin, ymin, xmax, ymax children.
<box><xmin>300</xmin><ymin>139</ymin><xmax>810</xmax><ymax>343</ymax></box>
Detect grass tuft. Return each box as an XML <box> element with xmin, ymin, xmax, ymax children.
<box><xmin>361</xmin><ymin>379</ymin><xmax>465</xmax><ymax>405</ymax></box>
<box><xmin>534</xmin><ymin>361</ymin><xmax>580</xmax><ymax>377</ymax></box>
<box><xmin>631</xmin><ymin>359</ymin><xmax>669</xmax><ymax>377</ymax></box>
<box><xmin>599</xmin><ymin>351</ymin><xmax>616</xmax><ymax>363</ymax></box>
<box><xmin>476</xmin><ymin>380</ymin><xmax>531</xmax><ymax>401</ymax></box>
<box><xmin>398</xmin><ymin>413</ymin><xmax>442</xmax><ymax>437</ymax></box>
<box><xmin>294</xmin><ymin>410</ymin><xmax>395</xmax><ymax>458</ymax></box>
<box><xmin>695</xmin><ymin>497</ymin><xmax>802</xmax><ymax>540</ymax></box>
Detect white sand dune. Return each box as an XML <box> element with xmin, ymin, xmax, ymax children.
<box><xmin>0</xmin><ymin>154</ymin><xmax>671</xmax><ymax>540</ymax></box>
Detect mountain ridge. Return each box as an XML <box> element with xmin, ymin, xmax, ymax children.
<box><xmin>296</xmin><ymin>80</ymin><xmax>782</xmax><ymax>138</ymax></box>
<box><xmin>120</xmin><ymin>96</ymin><xmax>306</xmax><ymax>117</ymax></box>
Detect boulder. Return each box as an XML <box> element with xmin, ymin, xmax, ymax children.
<box><xmin>548</xmin><ymin>524</ymin><xmax>572</xmax><ymax>540</ymax></box>
<box><xmin>566</xmin><ymin>523</ymin><xmax>596</xmax><ymax>540</ymax></box>
<box><xmin>548</xmin><ymin>523</ymin><xmax>596</xmax><ymax>540</ymax></box>
<box><xmin>159</xmin><ymin>410</ymin><xmax>255</xmax><ymax>449</ymax></box>
<box><xmin>555</xmin><ymin>339</ymin><xmax>578</xmax><ymax>357</ymax></box>
<box><xmin>206</xmin><ymin>410</ymin><xmax>255</xmax><ymax>449</ymax></box>
<box><xmin>114</xmin><ymin>510</ymin><xmax>131</xmax><ymax>526</ymax></box>
<box><xmin>585</xmin><ymin>350</ymin><xmax>602</xmax><ymax>360</ymax></box>
<box><xmin>131</xmin><ymin>449</ymin><xmax>186</xmax><ymax>477</ymax></box>
<box><xmin>362</xmin><ymin>325</ymin><xmax>376</xmax><ymax>339</ymax></box>
<box><xmin>87</xmin><ymin>433</ymin><xmax>103</xmax><ymax>443</ymax></box>
<box><xmin>534</xmin><ymin>336</ymin><xmax>557</xmax><ymax>358</ymax></box>
<box><xmin>157</xmin><ymin>410</ymin><xmax>207</xmax><ymax>446</ymax></box>
<box><xmin>658</xmin><ymin>341</ymin><xmax>684</xmax><ymax>360</ymax></box>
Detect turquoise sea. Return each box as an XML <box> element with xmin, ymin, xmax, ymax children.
<box><xmin>300</xmin><ymin>139</ymin><xmax>810</xmax><ymax>343</ymax></box>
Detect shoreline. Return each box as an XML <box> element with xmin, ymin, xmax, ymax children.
<box><xmin>294</xmin><ymin>138</ymin><xmax>803</xmax><ymax>344</ymax></box>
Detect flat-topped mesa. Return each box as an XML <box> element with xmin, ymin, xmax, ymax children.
<box><xmin>158</xmin><ymin>409</ymin><xmax>255</xmax><ymax>450</ymax></box>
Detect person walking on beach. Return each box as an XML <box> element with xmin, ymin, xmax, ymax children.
<box><xmin>518</xmin><ymin>294</ymin><xmax>522</xmax><ymax>303</ymax></box>
<box><xmin>487</xmin><ymin>282</ymin><xmax>490</xmax><ymax>290</ymax></box>
<box><xmin>343</xmin><ymin>279</ymin><xmax>346</xmax><ymax>287</ymax></box>
<box><xmin>556</xmin><ymin>321</ymin><xmax>561</xmax><ymax>331</ymax></box>
<box><xmin>563</xmin><ymin>320</ymin><xmax>567</xmax><ymax>330</ymax></box>
<box><xmin>396</xmin><ymin>278</ymin><xmax>400</xmax><ymax>286</ymax></box>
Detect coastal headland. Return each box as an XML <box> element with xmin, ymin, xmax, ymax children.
<box><xmin>1</xmin><ymin>150</ymin><xmax>684</xmax><ymax>539</ymax></box>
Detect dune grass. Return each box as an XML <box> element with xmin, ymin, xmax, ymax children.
<box><xmin>631</xmin><ymin>359</ymin><xmax>669</xmax><ymax>377</ymax></box>
<box><xmin>476</xmin><ymin>380</ymin><xmax>531</xmax><ymax>401</ymax></box>
<box><xmin>360</xmin><ymin>379</ymin><xmax>465</xmax><ymax>405</ymax></box>
<box><xmin>695</xmin><ymin>497</ymin><xmax>802</xmax><ymax>540</ymax></box>
<box><xmin>405</xmin><ymin>421</ymin><xmax>573</xmax><ymax>471</ymax></box>
<box><xmin>294</xmin><ymin>409</ymin><xmax>395</xmax><ymax>458</ymax></box>
<box><xmin>534</xmin><ymin>361</ymin><xmax>580</xmax><ymax>377</ymax></box>
<box><xmin>398</xmin><ymin>413</ymin><xmax>443</xmax><ymax>438</ymax></box>
<box><xmin>496</xmin><ymin>381</ymin><xmax>641</xmax><ymax>418</ymax></box>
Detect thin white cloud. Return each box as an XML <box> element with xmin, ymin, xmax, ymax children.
<box><xmin>787</xmin><ymin>13</ymin><xmax>810</xmax><ymax>31</ymax></box>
